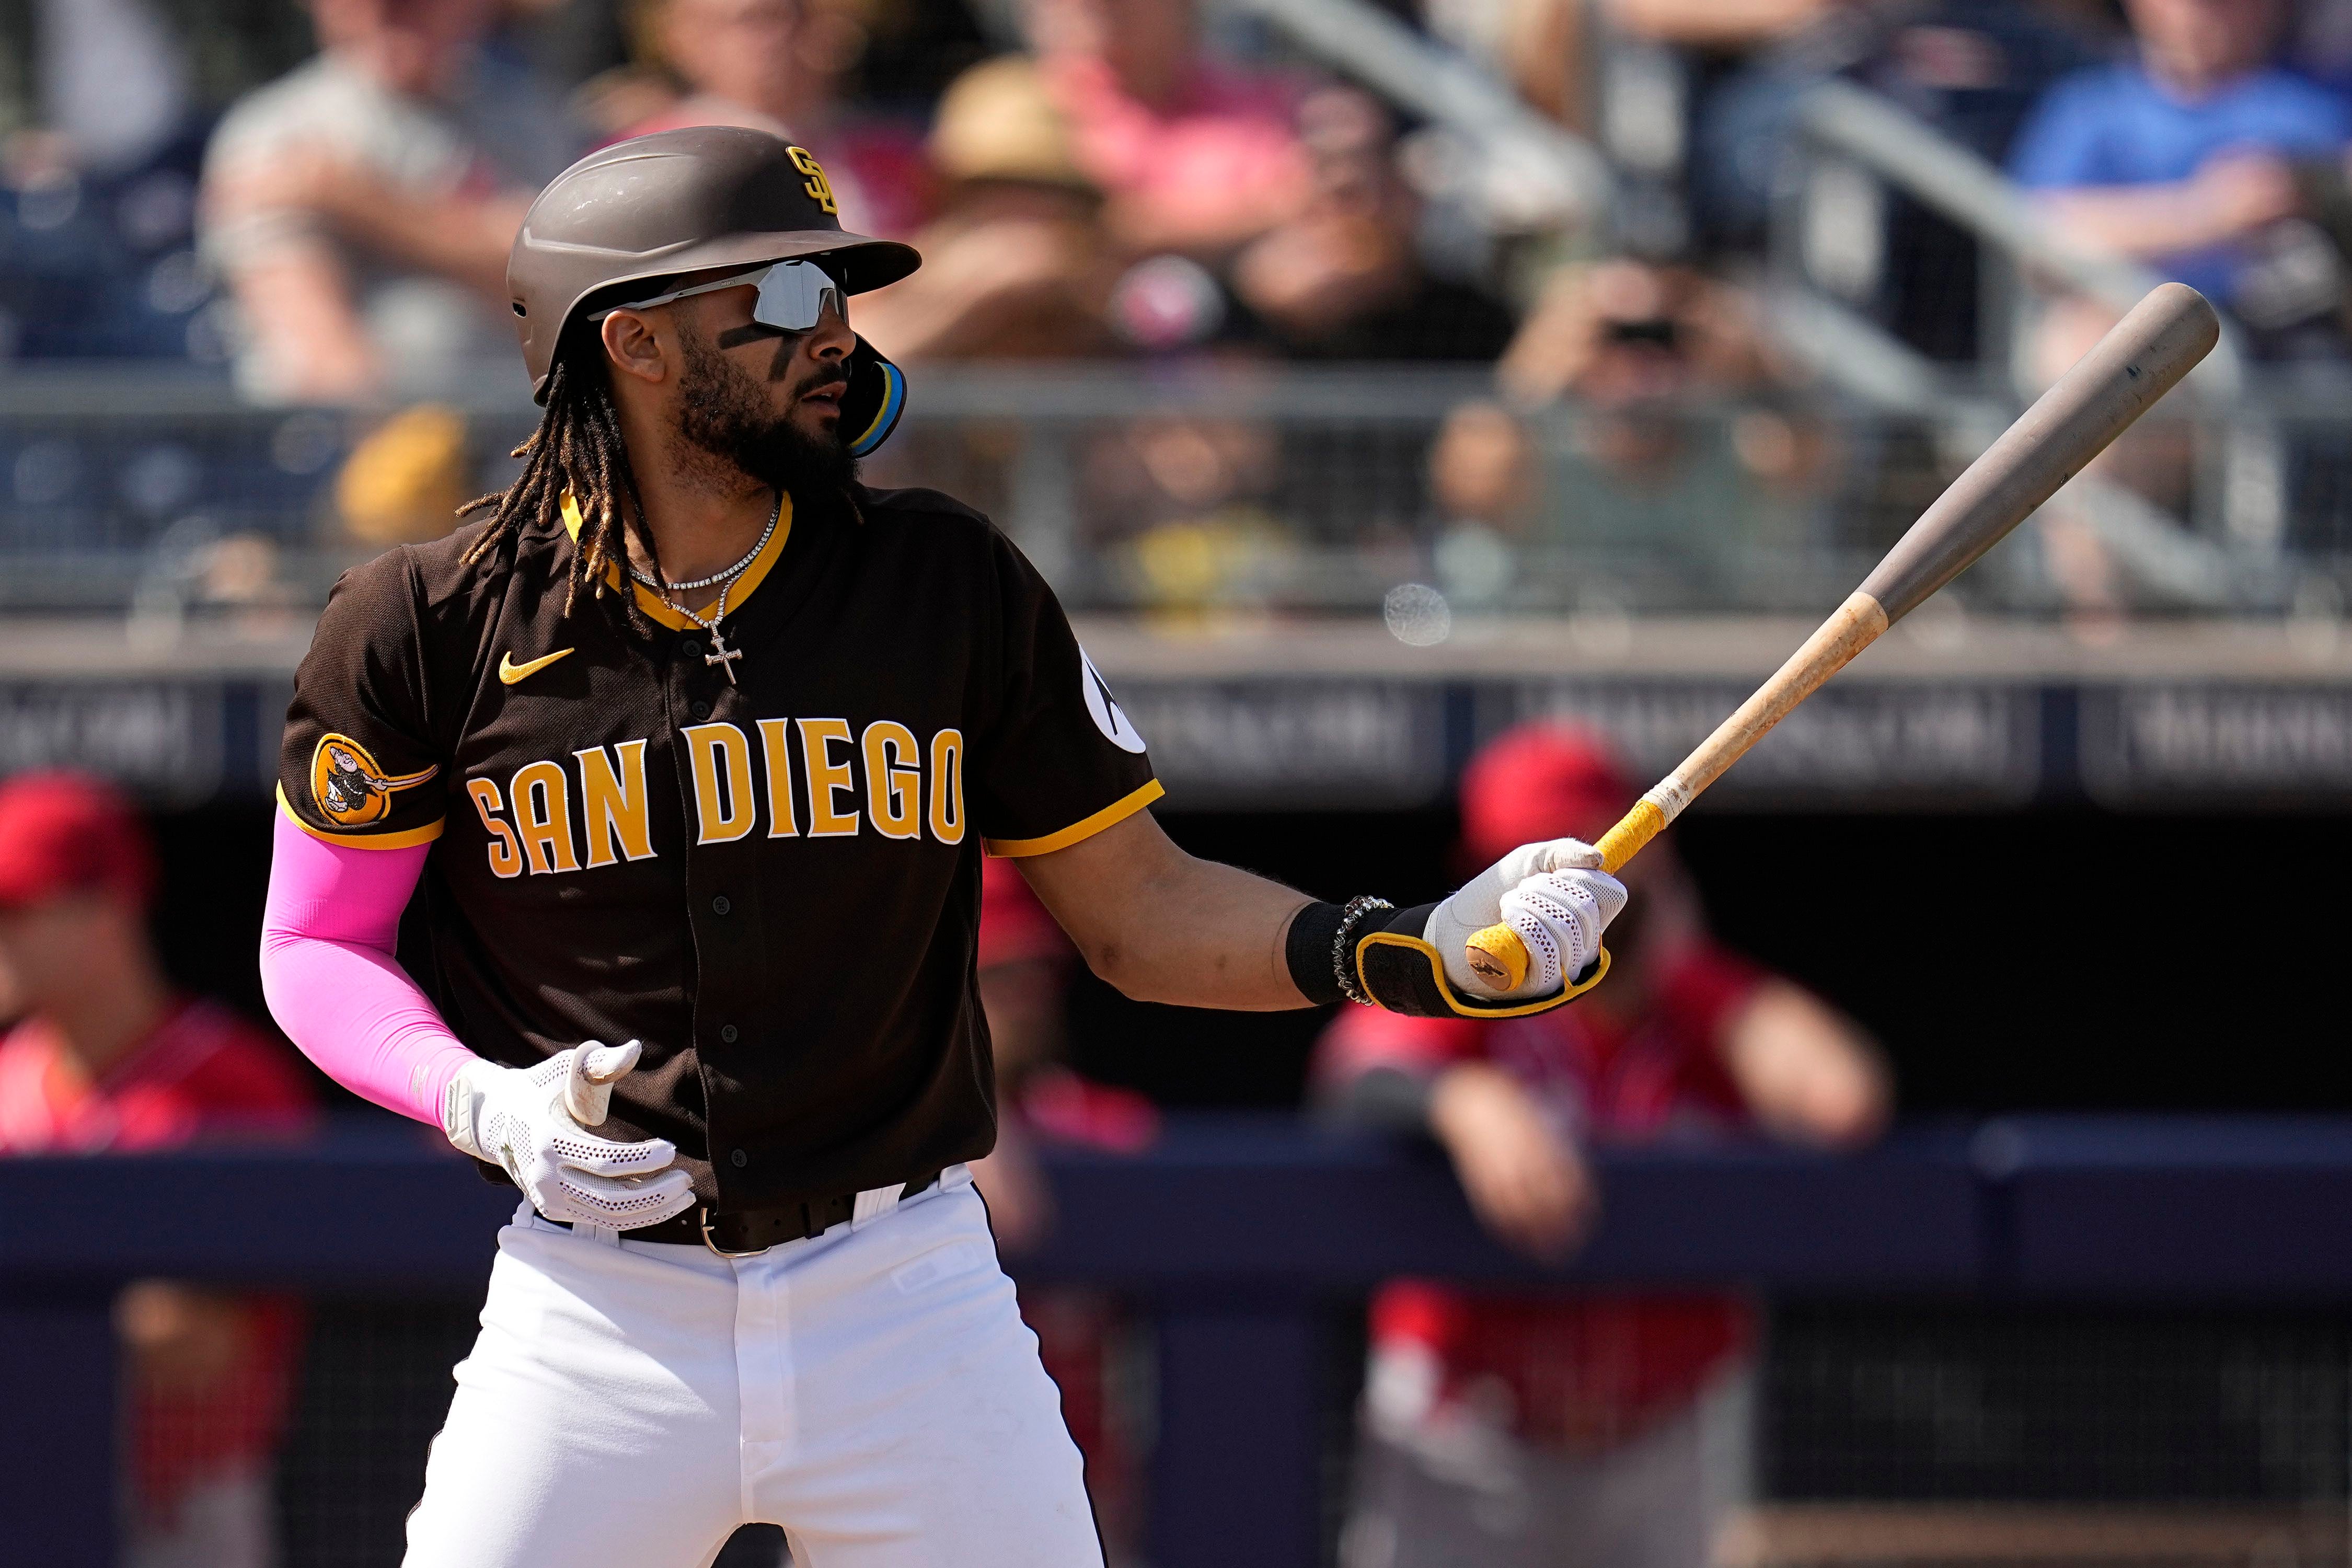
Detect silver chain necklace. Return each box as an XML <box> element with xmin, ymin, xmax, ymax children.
<box><xmin>626</xmin><ymin>492</ymin><xmax>780</xmax><ymax>686</ymax></box>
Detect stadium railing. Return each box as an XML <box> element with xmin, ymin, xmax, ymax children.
<box><xmin>2</xmin><ymin>359</ymin><xmax>2350</xmax><ymax>625</ymax></box>
<box><xmin>1763</xmin><ymin>79</ymin><xmax>2316</xmax><ymax>604</ymax></box>
<box><xmin>10</xmin><ymin>1114</ymin><xmax>2352</xmax><ymax>1568</ymax></box>
<box><xmin>1214</xmin><ymin>0</ymin><xmax>1613</xmax><ymax>236</ymax></box>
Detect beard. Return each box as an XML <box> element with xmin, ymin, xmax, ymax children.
<box><xmin>671</xmin><ymin>319</ymin><xmax>857</xmax><ymax>503</ymax></box>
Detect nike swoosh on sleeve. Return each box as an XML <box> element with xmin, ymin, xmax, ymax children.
<box><xmin>498</xmin><ymin>648</ymin><xmax>575</xmax><ymax>685</ymax></box>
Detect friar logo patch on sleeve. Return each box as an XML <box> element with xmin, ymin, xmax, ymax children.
<box><xmin>1079</xmin><ymin>649</ymin><xmax>1147</xmax><ymax>754</ymax></box>
<box><xmin>312</xmin><ymin>733</ymin><xmax>440</xmax><ymax>827</ymax></box>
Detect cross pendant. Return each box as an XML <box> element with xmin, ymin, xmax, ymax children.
<box><xmin>704</xmin><ymin>631</ymin><xmax>743</xmax><ymax>686</ymax></box>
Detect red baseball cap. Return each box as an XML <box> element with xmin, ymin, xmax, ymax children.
<box><xmin>1458</xmin><ymin>722</ymin><xmax>1637</xmax><ymax>868</ymax></box>
<box><xmin>0</xmin><ymin>771</ymin><xmax>158</xmax><ymax>910</ymax></box>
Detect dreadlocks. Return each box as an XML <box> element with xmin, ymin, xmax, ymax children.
<box><xmin>458</xmin><ymin>338</ymin><xmax>662</xmax><ymax>624</ymax></box>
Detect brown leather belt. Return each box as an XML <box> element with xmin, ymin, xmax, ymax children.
<box><xmin>572</xmin><ymin>1170</ymin><xmax>944</xmax><ymax>1254</ymax></box>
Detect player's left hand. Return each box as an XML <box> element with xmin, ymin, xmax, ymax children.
<box><xmin>1427</xmin><ymin>838</ymin><xmax>1628</xmax><ymax>1001</ymax></box>
<box><xmin>442</xmin><ymin>1041</ymin><xmax>698</xmax><ymax>1230</ymax></box>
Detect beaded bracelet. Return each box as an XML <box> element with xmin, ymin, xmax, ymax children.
<box><xmin>1331</xmin><ymin>895</ymin><xmax>1396</xmax><ymax>1007</ymax></box>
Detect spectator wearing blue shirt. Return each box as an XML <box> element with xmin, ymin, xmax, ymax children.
<box><xmin>2010</xmin><ymin>0</ymin><xmax>2350</xmax><ymax>344</ymax></box>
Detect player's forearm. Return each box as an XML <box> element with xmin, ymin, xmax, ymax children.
<box><xmin>227</xmin><ymin>250</ymin><xmax>381</xmax><ymax>400</ymax></box>
<box><xmin>1720</xmin><ymin>980</ymin><xmax>1890</xmax><ymax>1149</ymax></box>
<box><xmin>1077</xmin><ymin>855</ymin><xmax>1315</xmax><ymax>1009</ymax></box>
<box><xmin>334</xmin><ymin>193</ymin><xmax>527</xmax><ymax>298</ymax></box>
<box><xmin>2032</xmin><ymin>187</ymin><xmax>2239</xmax><ymax>260</ymax></box>
<box><xmin>1605</xmin><ymin>0</ymin><xmax>1835</xmax><ymax>45</ymax></box>
<box><xmin>1022</xmin><ymin>806</ymin><xmax>1630</xmax><ymax>1018</ymax></box>
<box><xmin>1014</xmin><ymin>811</ymin><xmax>1314</xmax><ymax>1010</ymax></box>
<box><xmin>261</xmin><ymin>931</ymin><xmax>475</xmax><ymax>1121</ymax></box>
<box><xmin>258</xmin><ymin>813</ymin><xmax>474</xmax><ymax>1124</ymax></box>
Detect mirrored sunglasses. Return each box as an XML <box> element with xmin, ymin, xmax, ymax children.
<box><xmin>592</xmin><ymin>259</ymin><xmax>846</xmax><ymax>333</ymax></box>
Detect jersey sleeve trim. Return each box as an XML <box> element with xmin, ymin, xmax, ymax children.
<box><xmin>984</xmin><ymin>779</ymin><xmax>1164</xmax><ymax>858</ymax></box>
<box><xmin>275</xmin><ymin>785</ymin><xmax>446</xmax><ymax>850</ymax></box>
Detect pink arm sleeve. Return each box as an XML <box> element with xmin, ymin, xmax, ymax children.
<box><xmin>258</xmin><ymin>811</ymin><xmax>475</xmax><ymax>1126</ymax></box>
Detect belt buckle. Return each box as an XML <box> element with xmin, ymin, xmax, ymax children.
<box><xmin>698</xmin><ymin>1205</ymin><xmax>771</xmax><ymax>1259</ymax></box>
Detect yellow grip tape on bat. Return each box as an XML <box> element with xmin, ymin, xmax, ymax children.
<box><xmin>1460</xmin><ymin>795</ymin><xmax>1667</xmax><ymax>993</ymax></box>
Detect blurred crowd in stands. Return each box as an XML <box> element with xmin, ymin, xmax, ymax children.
<box><xmin>9</xmin><ymin>1</ymin><xmax>2352</xmax><ymax>619</ymax></box>
<box><xmin>7</xmin><ymin>0</ymin><xmax>2352</xmax><ymax>395</ymax></box>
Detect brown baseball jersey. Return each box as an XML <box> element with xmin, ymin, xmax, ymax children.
<box><xmin>277</xmin><ymin>483</ymin><xmax>1160</xmax><ymax>1207</ymax></box>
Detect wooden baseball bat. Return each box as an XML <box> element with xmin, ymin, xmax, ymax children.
<box><xmin>1461</xmin><ymin>282</ymin><xmax>2221</xmax><ymax>991</ymax></box>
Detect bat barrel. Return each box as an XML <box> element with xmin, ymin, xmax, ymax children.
<box><xmin>1859</xmin><ymin>282</ymin><xmax>2219</xmax><ymax>624</ymax></box>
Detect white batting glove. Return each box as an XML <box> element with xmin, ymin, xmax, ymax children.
<box><xmin>1425</xmin><ymin>838</ymin><xmax>1629</xmax><ymax>1001</ymax></box>
<box><xmin>441</xmin><ymin>1041</ymin><xmax>696</xmax><ymax>1230</ymax></box>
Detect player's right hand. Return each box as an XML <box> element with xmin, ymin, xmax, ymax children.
<box><xmin>442</xmin><ymin>1042</ymin><xmax>697</xmax><ymax>1230</ymax></box>
<box><xmin>1428</xmin><ymin>838</ymin><xmax>1628</xmax><ymax>1000</ymax></box>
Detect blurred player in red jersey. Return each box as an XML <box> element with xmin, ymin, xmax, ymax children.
<box><xmin>969</xmin><ymin>854</ymin><xmax>1157</xmax><ymax>1560</ymax></box>
<box><xmin>0</xmin><ymin>774</ymin><xmax>314</xmax><ymax>1568</ymax></box>
<box><xmin>1316</xmin><ymin>725</ymin><xmax>1889</xmax><ymax>1568</ymax></box>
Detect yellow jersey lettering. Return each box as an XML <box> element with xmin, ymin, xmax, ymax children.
<box><xmin>684</xmin><ymin>723</ymin><xmax>757</xmax><ymax>844</ymax></box>
<box><xmin>928</xmin><ymin>728</ymin><xmax>965</xmax><ymax>845</ymax></box>
<box><xmin>468</xmin><ymin>778</ymin><xmax>523</xmax><ymax>879</ymax></box>
<box><xmin>798</xmin><ymin>718</ymin><xmax>860</xmax><ymax>837</ymax></box>
<box><xmin>510</xmin><ymin>759</ymin><xmax>581</xmax><ymax>875</ymax></box>
<box><xmin>576</xmin><ymin>740</ymin><xmax>656</xmax><ymax>868</ymax></box>
<box><xmin>862</xmin><ymin>721</ymin><xmax>921</xmax><ymax>840</ymax></box>
<box><xmin>757</xmin><ymin>719</ymin><xmax>800</xmax><ymax>838</ymax></box>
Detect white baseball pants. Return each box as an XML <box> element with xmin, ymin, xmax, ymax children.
<box><xmin>403</xmin><ymin>1169</ymin><xmax>1104</xmax><ymax>1568</ymax></box>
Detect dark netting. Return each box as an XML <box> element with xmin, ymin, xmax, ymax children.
<box><xmin>243</xmin><ymin>1295</ymin><xmax>2352</xmax><ymax>1565</ymax></box>
<box><xmin>274</xmin><ymin>1299</ymin><xmax>478</xmax><ymax>1568</ymax></box>
<box><xmin>1766</xmin><ymin>1302</ymin><xmax>2352</xmax><ymax>1504</ymax></box>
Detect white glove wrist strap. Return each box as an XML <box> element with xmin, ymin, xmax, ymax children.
<box><xmin>442</xmin><ymin>1059</ymin><xmax>497</xmax><ymax>1162</ymax></box>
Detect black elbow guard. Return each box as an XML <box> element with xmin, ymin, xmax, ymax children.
<box><xmin>1287</xmin><ymin>898</ymin><xmax>1609</xmax><ymax>1018</ymax></box>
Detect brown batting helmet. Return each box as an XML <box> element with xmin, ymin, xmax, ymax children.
<box><xmin>508</xmin><ymin>126</ymin><xmax>921</xmax><ymax>403</ymax></box>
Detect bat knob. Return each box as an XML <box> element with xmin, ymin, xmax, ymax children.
<box><xmin>1463</xmin><ymin>924</ymin><xmax>1530</xmax><ymax>992</ymax></box>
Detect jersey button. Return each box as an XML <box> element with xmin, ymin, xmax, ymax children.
<box><xmin>731</xmin><ymin>1149</ymin><xmax>748</xmax><ymax>1168</ymax></box>
<box><xmin>681</xmin><ymin>639</ymin><xmax>700</xmax><ymax>656</ymax></box>
<box><xmin>719</xmin><ymin>1023</ymin><xmax>740</xmax><ymax>1043</ymax></box>
<box><xmin>689</xmin><ymin>699</ymin><xmax>712</xmax><ymax>720</ymax></box>
<box><xmin>711</xmin><ymin>895</ymin><xmax>732</xmax><ymax>915</ymax></box>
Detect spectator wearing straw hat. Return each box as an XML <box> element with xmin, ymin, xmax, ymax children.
<box><xmin>856</xmin><ymin>55</ymin><xmax>1123</xmax><ymax>362</ymax></box>
<box><xmin>1316</xmin><ymin>723</ymin><xmax>1887</xmax><ymax>1568</ymax></box>
<box><xmin>0</xmin><ymin>773</ymin><xmax>313</xmax><ymax>1568</ymax></box>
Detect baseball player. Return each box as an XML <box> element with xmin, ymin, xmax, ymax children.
<box><xmin>1317</xmin><ymin>724</ymin><xmax>1886</xmax><ymax>1568</ymax></box>
<box><xmin>0</xmin><ymin>773</ymin><xmax>315</xmax><ymax>1568</ymax></box>
<box><xmin>257</xmin><ymin>125</ymin><xmax>1628</xmax><ymax>1568</ymax></box>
